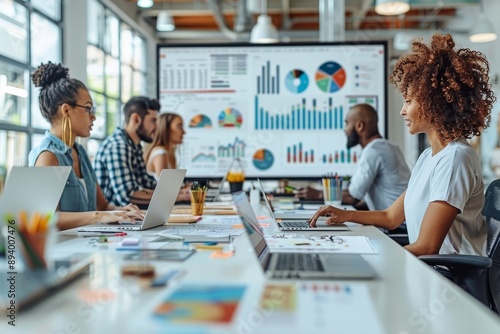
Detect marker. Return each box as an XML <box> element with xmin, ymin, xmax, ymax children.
<box><xmin>81</xmin><ymin>232</ymin><xmax>126</xmax><ymax>237</ymax></box>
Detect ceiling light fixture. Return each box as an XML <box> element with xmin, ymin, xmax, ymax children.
<box><xmin>157</xmin><ymin>1</ymin><xmax>175</xmax><ymax>32</ymax></box>
<box><xmin>469</xmin><ymin>1</ymin><xmax>497</xmax><ymax>43</ymax></box>
<box><xmin>137</xmin><ymin>0</ymin><xmax>154</xmax><ymax>9</ymax></box>
<box><xmin>250</xmin><ymin>0</ymin><xmax>278</xmax><ymax>43</ymax></box>
<box><xmin>374</xmin><ymin>0</ymin><xmax>410</xmax><ymax>16</ymax></box>
<box><xmin>157</xmin><ymin>11</ymin><xmax>175</xmax><ymax>32</ymax></box>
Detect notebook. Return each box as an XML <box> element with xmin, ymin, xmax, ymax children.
<box><xmin>0</xmin><ymin>166</ymin><xmax>71</xmax><ymax>217</ymax></box>
<box><xmin>77</xmin><ymin>169</ymin><xmax>186</xmax><ymax>232</ymax></box>
<box><xmin>256</xmin><ymin>179</ymin><xmax>350</xmax><ymax>231</ymax></box>
<box><xmin>233</xmin><ymin>192</ymin><xmax>375</xmax><ymax>279</ymax></box>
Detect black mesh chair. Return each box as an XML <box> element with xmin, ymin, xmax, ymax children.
<box><xmin>419</xmin><ymin>179</ymin><xmax>500</xmax><ymax>313</ymax></box>
<box><xmin>386</xmin><ymin>224</ymin><xmax>409</xmax><ymax>246</ymax></box>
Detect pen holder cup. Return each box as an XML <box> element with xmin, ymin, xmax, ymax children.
<box><xmin>19</xmin><ymin>230</ymin><xmax>49</xmax><ymax>270</ymax></box>
<box><xmin>190</xmin><ymin>189</ymin><xmax>207</xmax><ymax>216</ymax></box>
<box><xmin>3</xmin><ymin>212</ymin><xmax>58</xmax><ymax>271</ymax></box>
<box><xmin>322</xmin><ymin>178</ymin><xmax>342</xmax><ymax>207</ymax></box>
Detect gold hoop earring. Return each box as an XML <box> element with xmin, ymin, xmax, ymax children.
<box><xmin>61</xmin><ymin>115</ymin><xmax>73</xmax><ymax>147</ymax></box>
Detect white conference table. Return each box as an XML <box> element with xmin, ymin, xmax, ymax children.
<box><xmin>5</xmin><ymin>207</ymin><xmax>500</xmax><ymax>334</ymax></box>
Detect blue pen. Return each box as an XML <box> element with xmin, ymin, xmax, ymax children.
<box><xmin>150</xmin><ymin>270</ymin><xmax>180</xmax><ymax>287</ymax></box>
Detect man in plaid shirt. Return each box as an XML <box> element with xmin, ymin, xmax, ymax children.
<box><xmin>93</xmin><ymin>96</ymin><xmax>159</xmax><ymax>207</ymax></box>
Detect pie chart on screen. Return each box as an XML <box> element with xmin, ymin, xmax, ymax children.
<box><xmin>218</xmin><ymin>108</ymin><xmax>243</xmax><ymax>128</ymax></box>
<box><xmin>252</xmin><ymin>149</ymin><xmax>274</xmax><ymax>170</ymax></box>
<box><xmin>189</xmin><ymin>114</ymin><xmax>212</xmax><ymax>128</ymax></box>
<box><xmin>315</xmin><ymin>61</ymin><xmax>346</xmax><ymax>93</ymax></box>
<box><xmin>285</xmin><ymin>69</ymin><xmax>309</xmax><ymax>94</ymax></box>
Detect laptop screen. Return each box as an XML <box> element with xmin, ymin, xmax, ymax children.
<box><xmin>232</xmin><ymin>192</ymin><xmax>270</xmax><ymax>268</ymax></box>
<box><xmin>256</xmin><ymin>178</ymin><xmax>276</xmax><ymax>219</ymax></box>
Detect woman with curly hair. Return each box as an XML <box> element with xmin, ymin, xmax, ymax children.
<box><xmin>309</xmin><ymin>33</ymin><xmax>495</xmax><ymax>257</ymax></box>
<box><xmin>29</xmin><ymin>62</ymin><xmax>143</xmax><ymax>230</ymax></box>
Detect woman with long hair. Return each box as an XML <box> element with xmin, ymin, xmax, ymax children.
<box><xmin>145</xmin><ymin>113</ymin><xmax>185</xmax><ymax>176</ymax></box>
<box><xmin>144</xmin><ymin>113</ymin><xmax>190</xmax><ymax>201</ymax></box>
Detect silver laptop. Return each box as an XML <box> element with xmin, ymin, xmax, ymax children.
<box><xmin>77</xmin><ymin>169</ymin><xmax>186</xmax><ymax>232</ymax></box>
<box><xmin>233</xmin><ymin>192</ymin><xmax>375</xmax><ymax>280</ymax></box>
<box><xmin>0</xmin><ymin>166</ymin><xmax>71</xmax><ymax>217</ymax></box>
<box><xmin>256</xmin><ymin>179</ymin><xmax>349</xmax><ymax>231</ymax></box>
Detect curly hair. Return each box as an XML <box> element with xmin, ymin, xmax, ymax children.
<box><xmin>31</xmin><ymin>62</ymin><xmax>86</xmax><ymax>122</ymax></box>
<box><xmin>389</xmin><ymin>33</ymin><xmax>495</xmax><ymax>140</ymax></box>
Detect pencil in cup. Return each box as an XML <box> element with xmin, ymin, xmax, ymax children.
<box><xmin>190</xmin><ymin>189</ymin><xmax>207</xmax><ymax>215</ymax></box>
<box><xmin>6</xmin><ymin>211</ymin><xmax>57</xmax><ymax>269</ymax></box>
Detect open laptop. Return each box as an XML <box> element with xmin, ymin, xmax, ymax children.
<box><xmin>77</xmin><ymin>169</ymin><xmax>186</xmax><ymax>232</ymax></box>
<box><xmin>256</xmin><ymin>179</ymin><xmax>349</xmax><ymax>231</ymax></box>
<box><xmin>0</xmin><ymin>166</ymin><xmax>71</xmax><ymax>217</ymax></box>
<box><xmin>233</xmin><ymin>192</ymin><xmax>375</xmax><ymax>279</ymax></box>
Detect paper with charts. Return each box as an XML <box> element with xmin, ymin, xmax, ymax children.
<box><xmin>265</xmin><ymin>235</ymin><xmax>377</xmax><ymax>254</ymax></box>
<box><xmin>255</xmin><ymin>282</ymin><xmax>384</xmax><ymax>334</ymax></box>
<box><xmin>138</xmin><ymin>283</ymin><xmax>247</xmax><ymax>332</ymax></box>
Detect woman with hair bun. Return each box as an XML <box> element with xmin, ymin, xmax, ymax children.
<box><xmin>309</xmin><ymin>34</ymin><xmax>496</xmax><ymax>260</ymax></box>
<box><xmin>29</xmin><ymin>62</ymin><xmax>143</xmax><ymax>230</ymax></box>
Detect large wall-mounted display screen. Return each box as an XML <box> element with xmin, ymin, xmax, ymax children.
<box><xmin>157</xmin><ymin>42</ymin><xmax>387</xmax><ymax>179</ymax></box>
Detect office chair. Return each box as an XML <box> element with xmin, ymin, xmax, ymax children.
<box><xmin>385</xmin><ymin>224</ymin><xmax>409</xmax><ymax>246</ymax></box>
<box><xmin>418</xmin><ymin>179</ymin><xmax>500</xmax><ymax>313</ymax></box>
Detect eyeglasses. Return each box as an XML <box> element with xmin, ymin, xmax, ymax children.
<box><xmin>309</xmin><ymin>235</ymin><xmax>344</xmax><ymax>244</ymax></box>
<box><xmin>72</xmin><ymin>104</ymin><xmax>96</xmax><ymax>117</ymax></box>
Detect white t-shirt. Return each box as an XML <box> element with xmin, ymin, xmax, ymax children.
<box><xmin>404</xmin><ymin>138</ymin><xmax>486</xmax><ymax>256</ymax></box>
<box><xmin>348</xmin><ymin>138</ymin><xmax>410</xmax><ymax>210</ymax></box>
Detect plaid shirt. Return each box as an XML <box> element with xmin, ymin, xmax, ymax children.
<box><xmin>93</xmin><ymin>128</ymin><xmax>157</xmax><ymax>206</ymax></box>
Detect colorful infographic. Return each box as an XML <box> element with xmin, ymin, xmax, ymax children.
<box><xmin>315</xmin><ymin>61</ymin><xmax>346</xmax><ymax>93</ymax></box>
<box><xmin>218</xmin><ymin>108</ymin><xmax>243</xmax><ymax>128</ymax></box>
<box><xmin>189</xmin><ymin>114</ymin><xmax>212</xmax><ymax>128</ymax></box>
<box><xmin>218</xmin><ymin>137</ymin><xmax>246</xmax><ymax>158</ymax></box>
<box><xmin>154</xmin><ymin>284</ymin><xmax>246</xmax><ymax>324</ymax></box>
<box><xmin>253</xmin><ymin>149</ymin><xmax>274</xmax><ymax>170</ymax></box>
<box><xmin>285</xmin><ymin>69</ymin><xmax>309</xmax><ymax>94</ymax></box>
<box><xmin>159</xmin><ymin>43</ymin><xmax>386</xmax><ymax>177</ymax></box>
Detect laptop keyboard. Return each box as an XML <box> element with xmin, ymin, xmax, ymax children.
<box><xmin>276</xmin><ymin>253</ymin><xmax>324</xmax><ymax>272</ymax></box>
<box><xmin>281</xmin><ymin>221</ymin><xmax>309</xmax><ymax>228</ymax></box>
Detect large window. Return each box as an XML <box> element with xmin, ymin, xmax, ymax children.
<box><xmin>86</xmin><ymin>0</ymin><xmax>148</xmax><ymax>158</ymax></box>
<box><xmin>0</xmin><ymin>0</ymin><xmax>62</xmax><ymax>174</ymax></box>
